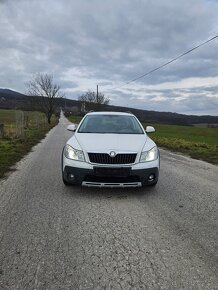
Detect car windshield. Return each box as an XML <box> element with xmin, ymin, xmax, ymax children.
<box><xmin>78</xmin><ymin>114</ymin><xmax>144</xmax><ymax>134</ymax></box>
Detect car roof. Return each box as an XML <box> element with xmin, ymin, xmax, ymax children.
<box><xmin>86</xmin><ymin>111</ymin><xmax>134</xmax><ymax>116</ymax></box>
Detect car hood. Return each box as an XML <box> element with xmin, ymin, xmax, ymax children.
<box><xmin>71</xmin><ymin>133</ymin><xmax>147</xmax><ymax>153</ymax></box>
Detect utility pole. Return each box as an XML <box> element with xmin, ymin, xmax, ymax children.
<box><xmin>96</xmin><ymin>85</ymin><xmax>99</xmax><ymax>103</ymax></box>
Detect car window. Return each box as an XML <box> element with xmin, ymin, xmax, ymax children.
<box><xmin>78</xmin><ymin>115</ymin><xmax>144</xmax><ymax>134</ymax></box>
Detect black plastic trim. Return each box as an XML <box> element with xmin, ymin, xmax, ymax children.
<box><xmin>63</xmin><ymin>165</ymin><xmax>159</xmax><ymax>186</ymax></box>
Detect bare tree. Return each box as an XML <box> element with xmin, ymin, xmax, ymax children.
<box><xmin>78</xmin><ymin>90</ymin><xmax>109</xmax><ymax>111</ymax></box>
<box><xmin>26</xmin><ymin>73</ymin><xmax>63</xmax><ymax>124</ymax></box>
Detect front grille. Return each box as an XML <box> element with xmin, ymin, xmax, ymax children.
<box><xmin>88</xmin><ymin>153</ymin><xmax>137</xmax><ymax>164</ymax></box>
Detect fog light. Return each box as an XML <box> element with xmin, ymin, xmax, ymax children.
<box><xmin>69</xmin><ymin>174</ymin><xmax>75</xmax><ymax>179</ymax></box>
<box><xmin>148</xmin><ymin>174</ymin><xmax>155</xmax><ymax>181</ymax></box>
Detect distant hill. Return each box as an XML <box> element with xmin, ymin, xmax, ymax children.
<box><xmin>0</xmin><ymin>88</ymin><xmax>218</xmax><ymax>125</ymax></box>
<box><xmin>102</xmin><ymin>104</ymin><xmax>218</xmax><ymax>125</ymax></box>
<box><xmin>0</xmin><ymin>89</ymin><xmax>33</xmax><ymax>110</ymax></box>
<box><xmin>0</xmin><ymin>88</ymin><xmax>26</xmax><ymax>98</ymax></box>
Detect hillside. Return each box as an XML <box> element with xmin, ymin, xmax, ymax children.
<box><xmin>0</xmin><ymin>88</ymin><xmax>218</xmax><ymax>125</ymax></box>
<box><xmin>0</xmin><ymin>88</ymin><xmax>26</xmax><ymax>97</ymax></box>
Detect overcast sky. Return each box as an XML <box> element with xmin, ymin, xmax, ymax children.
<box><xmin>0</xmin><ymin>0</ymin><xmax>218</xmax><ymax>115</ymax></box>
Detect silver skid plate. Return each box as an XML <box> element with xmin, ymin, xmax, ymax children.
<box><xmin>82</xmin><ymin>181</ymin><xmax>142</xmax><ymax>188</ymax></box>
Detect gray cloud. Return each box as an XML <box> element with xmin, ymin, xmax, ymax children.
<box><xmin>0</xmin><ymin>0</ymin><xmax>218</xmax><ymax>115</ymax></box>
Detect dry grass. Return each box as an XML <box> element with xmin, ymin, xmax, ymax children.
<box><xmin>0</xmin><ymin>109</ymin><xmax>58</xmax><ymax>177</ymax></box>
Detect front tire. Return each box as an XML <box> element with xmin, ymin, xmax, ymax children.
<box><xmin>148</xmin><ymin>180</ymin><xmax>158</xmax><ymax>186</ymax></box>
<box><xmin>62</xmin><ymin>173</ymin><xmax>71</xmax><ymax>186</ymax></box>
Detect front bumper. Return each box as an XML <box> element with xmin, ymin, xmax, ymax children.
<box><xmin>63</xmin><ymin>165</ymin><xmax>159</xmax><ymax>187</ymax></box>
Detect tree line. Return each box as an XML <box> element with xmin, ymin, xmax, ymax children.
<box><xmin>26</xmin><ymin>73</ymin><xmax>110</xmax><ymax>124</ymax></box>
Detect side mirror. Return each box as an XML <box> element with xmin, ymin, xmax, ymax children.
<box><xmin>67</xmin><ymin>124</ymin><xmax>77</xmax><ymax>132</ymax></box>
<box><xmin>146</xmin><ymin>126</ymin><xmax>155</xmax><ymax>133</ymax></box>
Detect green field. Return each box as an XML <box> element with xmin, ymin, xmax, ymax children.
<box><xmin>0</xmin><ymin>109</ymin><xmax>51</xmax><ymax>136</ymax></box>
<box><xmin>0</xmin><ymin>109</ymin><xmax>58</xmax><ymax>177</ymax></box>
<box><xmin>149</xmin><ymin>123</ymin><xmax>218</xmax><ymax>146</ymax></box>
<box><xmin>0</xmin><ymin>109</ymin><xmax>47</xmax><ymax>124</ymax></box>
<box><xmin>68</xmin><ymin>115</ymin><xmax>83</xmax><ymax>124</ymax></box>
<box><xmin>68</xmin><ymin>115</ymin><xmax>218</xmax><ymax>164</ymax></box>
<box><xmin>148</xmin><ymin>124</ymin><xmax>218</xmax><ymax>164</ymax></box>
<box><xmin>0</xmin><ymin>109</ymin><xmax>18</xmax><ymax>124</ymax></box>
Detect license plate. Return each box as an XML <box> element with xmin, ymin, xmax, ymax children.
<box><xmin>94</xmin><ymin>167</ymin><xmax>131</xmax><ymax>177</ymax></box>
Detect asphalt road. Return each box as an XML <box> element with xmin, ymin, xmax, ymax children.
<box><xmin>0</xmin><ymin>114</ymin><xmax>217</xmax><ymax>290</ymax></box>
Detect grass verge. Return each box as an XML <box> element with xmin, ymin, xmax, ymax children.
<box><xmin>0</xmin><ymin>110</ymin><xmax>58</xmax><ymax>178</ymax></box>
<box><xmin>148</xmin><ymin>124</ymin><xmax>218</xmax><ymax>164</ymax></box>
<box><xmin>151</xmin><ymin>135</ymin><xmax>218</xmax><ymax>164</ymax></box>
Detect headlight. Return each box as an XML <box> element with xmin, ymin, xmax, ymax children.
<box><xmin>140</xmin><ymin>146</ymin><xmax>158</xmax><ymax>162</ymax></box>
<box><xmin>64</xmin><ymin>144</ymin><xmax>85</xmax><ymax>161</ymax></box>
